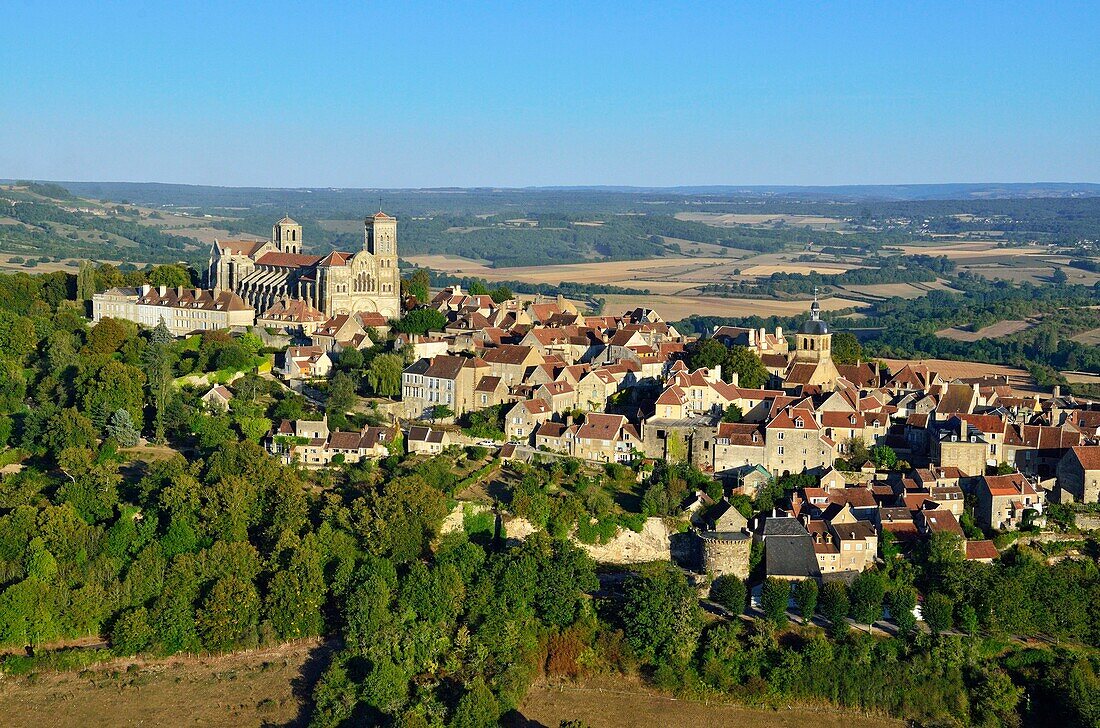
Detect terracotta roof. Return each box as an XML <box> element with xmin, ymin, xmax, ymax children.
<box><xmin>965</xmin><ymin>540</ymin><xmax>999</xmax><ymax>561</ymax></box>
<box><xmin>715</xmin><ymin>422</ymin><xmax>765</xmax><ymax>447</ymax></box>
<box><xmin>1069</xmin><ymin>445</ymin><xmax>1100</xmax><ymax>470</ymax></box>
<box><xmin>254</xmin><ymin>251</ymin><xmax>323</xmax><ymax>268</ymax></box>
<box><xmin>217</xmin><ymin>239</ymin><xmax>267</xmax><ymax>256</ymax></box>
<box><xmin>482</xmin><ymin>345</ymin><xmax>535</xmax><ymax>365</ymax></box>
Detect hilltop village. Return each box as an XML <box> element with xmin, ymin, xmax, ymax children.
<box><xmin>87</xmin><ymin>214</ymin><xmax>1100</xmax><ymax>588</ymax></box>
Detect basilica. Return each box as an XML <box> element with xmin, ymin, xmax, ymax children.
<box><xmin>206</xmin><ymin>212</ymin><xmax>402</xmax><ymax>319</ymax></box>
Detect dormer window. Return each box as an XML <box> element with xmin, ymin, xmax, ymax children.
<box><xmin>795</xmin><ymin>418</ymin><xmax>804</xmax><ymax>428</ymax></box>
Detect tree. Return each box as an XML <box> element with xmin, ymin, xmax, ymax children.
<box><xmin>490</xmin><ymin>286</ymin><xmax>513</xmax><ymax>303</ymax></box>
<box><xmin>819</xmin><ymin>581</ymin><xmax>850</xmax><ymax>638</ymax></box>
<box><xmin>848</xmin><ymin>571</ymin><xmax>885</xmax><ymax>628</ymax></box>
<box><xmin>688</xmin><ymin>339</ymin><xmax>727</xmax><ymax>371</ymax></box>
<box><xmin>724</xmin><ymin>345</ymin><xmax>769</xmax><ymax>388</ymax></box>
<box><xmin>196</xmin><ymin>575</ymin><xmax>260</xmax><ymax>650</ymax></box>
<box><xmin>831</xmin><ymin>332</ymin><xmax>864</xmax><ymax>365</ymax></box>
<box><xmin>923</xmin><ymin>592</ymin><xmax>954</xmax><ymax>635</ymax></box>
<box><xmin>111</xmin><ymin>607</ymin><xmax>153</xmax><ymax>654</ymax></box>
<box><xmin>366</xmin><ymin>353</ymin><xmax>403</xmax><ymax>397</ymax></box>
<box><xmin>148</xmin><ymin>264</ymin><xmax>193</xmax><ymax>288</ymax></box>
<box><xmin>720</xmin><ymin>403</ymin><xmax>743</xmax><ymax>423</ymax></box>
<box><xmin>870</xmin><ymin>445</ymin><xmax>898</xmax><ymax>469</ymax></box>
<box><xmin>794</xmin><ymin>579</ymin><xmax>818</xmax><ymax>623</ymax></box>
<box><xmin>451</xmin><ymin>676</ymin><xmax>500</xmax><ymax>728</ymax></box>
<box><xmin>57</xmin><ymin>447</ymin><xmax>121</xmax><ymax>523</ymax></box>
<box><xmin>405</xmin><ymin>268</ymin><xmax>431</xmax><ymax>303</ymax></box>
<box><xmin>467</xmin><ymin>280</ymin><xmax>490</xmax><ymax>296</ymax></box>
<box><xmin>709</xmin><ymin>574</ymin><xmax>747</xmax><ymax>614</ymax></box>
<box><xmin>430</xmin><ymin>405</ymin><xmax>454</xmax><ymax>422</ymax></box>
<box><xmin>392</xmin><ymin>308</ymin><xmax>446</xmax><ymax>335</ymax></box>
<box><xmin>887</xmin><ymin>585</ymin><xmax>917</xmax><ymax>634</ymax></box>
<box><xmin>970</xmin><ymin>665</ymin><xmax>1023</xmax><ymax>728</ymax></box>
<box><xmin>620</xmin><ymin>566</ymin><xmax>702</xmax><ymax>665</ymax></box>
<box><xmin>337</xmin><ymin>346</ymin><xmax>363</xmax><ymax>371</ymax></box>
<box><xmin>327</xmin><ymin>372</ymin><xmax>357</xmax><ymax>415</ymax></box>
<box><xmin>1051</xmin><ymin>266</ymin><xmax>1068</xmax><ymax>285</ymax></box>
<box><xmin>76</xmin><ymin>259</ymin><xmax>97</xmax><ymax>301</ymax></box>
<box><xmin>107</xmin><ymin>408</ymin><xmax>141</xmax><ymax>447</ymax></box>
<box><xmin>761</xmin><ymin>577</ymin><xmax>790</xmax><ymax>625</ymax></box>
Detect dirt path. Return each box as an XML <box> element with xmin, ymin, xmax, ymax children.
<box><xmin>515</xmin><ymin>677</ymin><xmax>903</xmax><ymax>728</ymax></box>
<box><xmin>0</xmin><ymin>639</ymin><xmax>332</xmax><ymax>728</ymax></box>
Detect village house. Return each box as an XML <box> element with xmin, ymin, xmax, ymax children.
<box><xmin>282</xmin><ymin>345</ymin><xmax>333</xmax><ymax>380</ymax></box>
<box><xmin>406</xmin><ymin>425</ymin><xmax>452</xmax><ymax>455</ymax></box>
<box><xmin>257</xmin><ymin>296</ymin><xmax>328</xmax><ymax>335</ymax></box>
<box><xmin>402</xmin><ymin>354</ymin><xmax>489</xmax><ymax>419</ymax></box>
<box><xmin>1055</xmin><ymin>445</ymin><xmax>1100</xmax><ymax>503</ymax></box>
<box><xmin>975</xmin><ymin>472</ymin><xmax>1043</xmax><ymax>531</ymax></box>
<box><xmin>505</xmin><ymin>399</ymin><xmax>553</xmax><ymax>442</ymax></box>
<box><xmin>572</xmin><ymin>413</ymin><xmax>643</xmax><ymax>463</ymax></box>
<box><xmin>201</xmin><ymin>385</ymin><xmax>234</xmax><ymax>412</ymax></box>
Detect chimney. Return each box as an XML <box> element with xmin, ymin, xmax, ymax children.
<box><xmin>1052</xmin><ymin>385</ymin><xmax>1061</xmax><ymax>398</ymax></box>
<box><xmin>776</xmin><ymin>326</ymin><xmax>783</xmax><ymax>340</ymax></box>
<box><xmin>158</xmin><ymin>285</ymin><xmax>166</xmax><ymax>296</ymax></box>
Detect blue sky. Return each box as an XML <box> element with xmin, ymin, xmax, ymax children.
<box><xmin>2</xmin><ymin>1</ymin><xmax>1098</xmax><ymax>187</ymax></box>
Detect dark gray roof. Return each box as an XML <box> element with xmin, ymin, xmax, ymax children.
<box><xmin>761</xmin><ymin>515</ymin><xmax>810</xmax><ymax>538</ymax></box>
<box><xmin>765</xmin><ymin>535</ymin><xmax>821</xmax><ymax>579</ymax></box>
<box><xmin>799</xmin><ymin>318</ymin><xmax>829</xmax><ymax>335</ymax></box>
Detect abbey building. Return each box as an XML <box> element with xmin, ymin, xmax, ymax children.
<box><xmin>206</xmin><ymin>212</ymin><xmax>401</xmax><ymax>319</ymax></box>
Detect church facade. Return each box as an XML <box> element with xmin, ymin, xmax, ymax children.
<box><xmin>206</xmin><ymin>213</ymin><xmax>401</xmax><ymax>319</ymax></box>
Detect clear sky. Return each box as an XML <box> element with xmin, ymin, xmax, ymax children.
<box><xmin>2</xmin><ymin>1</ymin><xmax>1098</xmax><ymax>188</ymax></box>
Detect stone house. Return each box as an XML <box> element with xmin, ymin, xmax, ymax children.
<box><xmin>283</xmin><ymin>345</ymin><xmax>333</xmax><ymax>380</ymax></box>
<box><xmin>401</xmin><ymin>354</ymin><xmax>488</xmax><ymax>419</ymax></box>
<box><xmin>406</xmin><ymin>425</ymin><xmax>451</xmax><ymax>455</ymax></box>
<box><xmin>1055</xmin><ymin>445</ymin><xmax>1100</xmax><ymax>503</ymax></box>
<box><xmin>572</xmin><ymin>413</ymin><xmax>643</xmax><ymax>463</ymax></box>
<box><xmin>201</xmin><ymin>385</ymin><xmax>233</xmax><ymax>412</ymax></box>
<box><xmin>975</xmin><ymin>472</ymin><xmax>1043</xmax><ymax>531</ymax></box>
<box><xmin>505</xmin><ymin>399</ymin><xmax>553</xmax><ymax>442</ymax></box>
<box><xmin>481</xmin><ymin>345</ymin><xmax>544</xmax><ymax>387</ymax></box>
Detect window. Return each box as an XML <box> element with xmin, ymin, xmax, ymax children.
<box><xmin>777</xmin><ymin>432</ymin><xmax>784</xmax><ymax>440</ymax></box>
<box><xmin>777</xmin><ymin>446</ymin><xmax>784</xmax><ymax>455</ymax></box>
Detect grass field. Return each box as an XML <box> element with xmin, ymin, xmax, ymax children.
<box><xmin>517</xmin><ymin>677</ymin><xmax>902</xmax><ymax>728</ymax></box>
<box><xmin>1072</xmin><ymin>327</ymin><xmax>1100</xmax><ymax>346</ymax></box>
<box><xmin>936</xmin><ymin>320</ymin><xmax>1033</xmax><ymax>342</ymax></box>
<box><xmin>0</xmin><ymin>640</ymin><xmax>328</xmax><ymax>728</ymax></box>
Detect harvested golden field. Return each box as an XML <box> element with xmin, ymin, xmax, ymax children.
<box><xmin>879</xmin><ymin>358</ymin><xmax>1032</xmax><ymax>386</ymax></box>
<box><xmin>600</xmin><ymin>293</ymin><xmax>862</xmax><ymax>321</ymax></box>
<box><xmin>0</xmin><ymin>257</ymin><xmax>81</xmax><ymax>273</ymax></box>
<box><xmin>0</xmin><ymin>640</ymin><xmax>328</xmax><ymax>728</ymax></box>
<box><xmin>160</xmin><ymin>227</ymin><xmax>265</xmax><ymax>245</ymax></box>
<box><xmin>517</xmin><ymin>677</ymin><xmax>902</xmax><ymax>728</ymax></box>
<box><xmin>1062</xmin><ymin>371</ymin><xmax>1100</xmax><ymax>385</ymax></box>
<box><xmin>675</xmin><ymin>212</ymin><xmax>846</xmax><ymax>228</ymax></box>
<box><xmin>406</xmin><ymin>254</ymin><xmax>739</xmax><ymax>293</ymax></box>
<box><xmin>936</xmin><ymin>320</ymin><xmax>1033</xmax><ymax>342</ymax></box>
